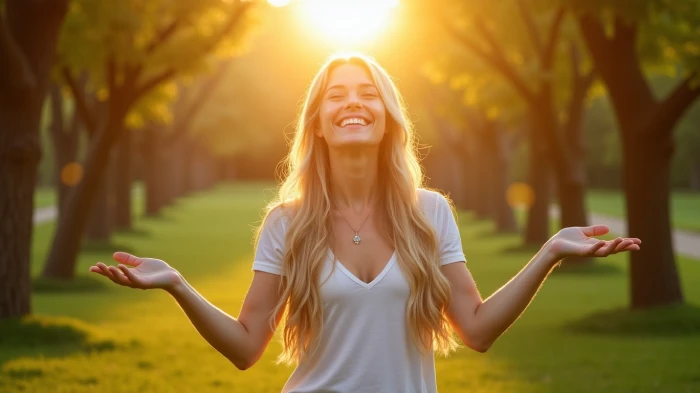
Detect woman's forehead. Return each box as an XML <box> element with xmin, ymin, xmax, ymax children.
<box><xmin>326</xmin><ymin>63</ymin><xmax>375</xmax><ymax>87</ymax></box>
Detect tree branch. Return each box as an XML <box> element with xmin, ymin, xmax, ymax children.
<box><xmin>61</xmin><ymin>67</ymin><xmax>98</xmax><ymax>136</ymax></box>
<box><xmin>0</xmin><ymin>11</ymin><xmax>36</xmax><ymax>99</ymax></box>
<box><xmin>541</xmin><ymin>7</ymin><xmax>565</xmax><ymax>69</ymax></box>
<box><xmin>474</xmin><ymin>19</ymin><xmax>537</xmax><ymax>103</ymax></box>
<box><xmin>650</xmin><ymin>73</ymin><xmax>700</xmax><ymax>140</ymax></box>
<box><xmin>164</xmin><ymin>60</ymin><xmax>232</xmax><ymax>147</ymax></box>
<box><xmin>107</xmin><ymin>55</ymin><xmax>117</xmax><ymax>94</ymax></box>
<box><xmin>145</xmin><ymin>19</ymin><xmax>180</xmax><ymax>54</ymax></box>
<box><xmin>133</xmin><ymin>1</ymin><xmax>252</xmax><ymax>100</ymax></box>
<box><xmin>517</xmin><ymin>0</ymin><xmax>543</xmax><ymax>55</ymax></box>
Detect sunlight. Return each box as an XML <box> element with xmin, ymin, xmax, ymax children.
<box><xmin>268</xmin><ymin>0</ymin><xmax>292</xmax><ymax>7</ymax></box>
<box><xmin>301</xmin><ymin>0</ymin><xmax>400</xmax><ymax>45</ymax></box>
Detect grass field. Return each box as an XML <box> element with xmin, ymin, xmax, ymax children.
<box><xmin>586</xmin><ymin>190</ymin><xmax>700</xmax><ymax>233</ymax></box>
<box><xmin>4</xmin><ymin>182</ymin><xmax>700</xmax><ymax>392</ymax></box>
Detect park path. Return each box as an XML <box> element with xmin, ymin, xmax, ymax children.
<box><xmin>33</xmin><ymin>205</ymin><xmax>700</xmax><ymax>259</ymax></box>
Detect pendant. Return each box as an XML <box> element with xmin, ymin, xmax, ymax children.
<box><xmin>353</xmin><ymin>234</ymin><xmax>361</xmax><ymax>244</ymax></box>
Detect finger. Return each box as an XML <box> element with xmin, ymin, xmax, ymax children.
<box><xmin>580</xmin><ymin>225</ymin><xmax>610</xmax><ymax>238</ymax></box>
<box><xmin>613</xmin><ymin>239</ymin><xmax>633</xmax><ymax>253</ymax></box>
<box><xmin>119</xmin><ymin>265</ymin><xmax>147</xmax><ymax>289</ymax></box>
<box><xmin>597</xmin><ymin>237</ymin><xmax>623</xmax><ymax>256</ymax></box>
<box><xmin>108</xmin><ymin>266</ymin><xmax>134</xmax><ymax>287</ymax></box>
<box><xmin>97</xmin><ymin>263</ymin><xmax>117</xmax><ymax>281</ymax></box>
<box><xmin>587</xmin><ymin>240</ymin><xmax>606</xmax><ymax>255</ymax></box>
<box><xmin>113</xmin><ymin>252</ymin><xmax>142</xmax><ymax>267</ymax></box>
<box><xmin>623</xmin><ymin>244</ymin><xmax>640</xmax><ymax>251</ymax></box>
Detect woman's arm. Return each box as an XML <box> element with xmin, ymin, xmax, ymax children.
<box><xmin>92</xmin><ymin>253</ymin><xmax>284</xmax><ymax>369</ymax></box>
<box><xmin>167</xmin><ymin>271</ymin><xmax>283</xmax><ymax>370</ymax></box>
<box><xmin>441</xmin><ymin>226</ymin><xmax>640</xmax><ymax>352</ymax></box>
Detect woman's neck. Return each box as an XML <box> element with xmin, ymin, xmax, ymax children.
<box><xmin>328</xmin><ymin>146</ymin><xmax>380</xmax><ymax>214</ymax></box>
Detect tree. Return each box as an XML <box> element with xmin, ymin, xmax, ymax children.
<box><xmin>41</xmin><ymin>0</ymin><xmax>259</xmax><ymax>279</ymax></box>
<box><xmin>435</xmin><ymin>1</ymin><xmax>597</xmax><ymax>248</ymax></box>
<box><xmin>0</xmin><ymin>0</ymin><xmax>69</xmax><ymax>318</ymax></box>
<box><xmin>574</xmin><ymin>0</ymin><xmax>700</xmax><ymax>308</ymax></box>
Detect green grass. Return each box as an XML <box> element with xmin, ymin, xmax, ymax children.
<box><xmin>587</xmin><ymin>190</ymin><xmax>700</xmax><ymax>233</ymax></box>
<box><xmin>3</xmin><ymin>182</ymin><xmax>700</xmax><ymax>392</ymax></box>
<box><xmin>34</xmin><ymin>187</ymin><xmax>56</xmax><ymax>209</ymax></box>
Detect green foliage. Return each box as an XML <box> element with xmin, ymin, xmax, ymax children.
<box><xmin>56</xmin><ymin>0</ymin><xmax>261</xmax><ymax>125</ymax></box>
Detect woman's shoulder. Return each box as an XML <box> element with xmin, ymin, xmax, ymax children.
<box><xmin>416</xmin><ymin>187</ymin><xmax>450</xmax><ymax>207</ymax></box>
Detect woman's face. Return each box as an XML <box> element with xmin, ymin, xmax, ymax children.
<box><xmin>316</xmin><ymin>63</ymin><xmax>387</xmax><ymax>148</ymax></box>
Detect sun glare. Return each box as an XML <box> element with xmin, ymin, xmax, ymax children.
<box><xmin>268</xmin><ymin>0</ymin><xmax>292</xmax><ymax>7</ymax></box>
<box><xmin>301</xmin><ymin>0</ymin><xmax>400</xmax><ymax>45</ymax></box>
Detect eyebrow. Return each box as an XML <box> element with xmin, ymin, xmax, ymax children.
<box><xmin>325</xmin><ymin>83</ymin><xmax>377</xmax><ymax>92</ymax></box>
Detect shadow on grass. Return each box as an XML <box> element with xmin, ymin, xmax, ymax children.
<box><xmin>32</xmin><ymin>274</ymin><xmax>108</xmax><ymax>294</ymax></box>
<box><xmin>564</xmin><ymin>304</ymin><xmax>700</xmax><ymax>337</ymax></box>
<box><xmin>0</xmin><ymin>315</ymin><xmax>140</xmax><ymax>367</ymax></box>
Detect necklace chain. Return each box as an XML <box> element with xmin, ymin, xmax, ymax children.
<box><xmin>331</xmin><ymin>200</ymin><xmax>373</xmax><ymax>245</ymax></box>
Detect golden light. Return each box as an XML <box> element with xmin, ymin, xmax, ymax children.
<box><xmin>506</xmin><ymin>182</ymin><xmax>535</xmax><ymax>210</ymax></box>
<box><xmin>301</xmin><ymin>0</ymin><xmax>400</xmax><ymax>45</ymax></box>
<box><xmin>268</xmin><ymin>0</ymin><xmax>292</xmax><ymax>7</ymax></box>
<box><xmin>61</xmin><ymin>162</ymin><xmax>84</xmax><ymax>186</ymax></box>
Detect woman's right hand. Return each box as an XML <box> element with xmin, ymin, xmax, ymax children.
<box><xmin>89</xmin><ymin>252</ymin><xmax>182</xmax><ymax>291</ymax></box>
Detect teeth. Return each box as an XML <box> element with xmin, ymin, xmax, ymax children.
<box><xmin>340</xmin><ymin>118</ymin><xmax>368</xmax><ymax>127</ymax></box>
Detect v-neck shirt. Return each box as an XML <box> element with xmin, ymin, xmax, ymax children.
<box><xmin>252</xmin><ymin>189</ymin><xmax>467</xmax><ymax>393</ymax></box>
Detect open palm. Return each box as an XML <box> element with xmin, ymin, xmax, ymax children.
<box><xmin>547</xmin><ymin>225</ymin><xmax>641</xmax><ymax>260</ymax></box>
<box><xmin>89</xmin><ymin>252</ymin><xmax>181</xmax><ymax>290</ymax></box>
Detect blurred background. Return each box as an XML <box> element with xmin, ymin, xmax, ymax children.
<box><xmin>1</xmin><ymin>0</ymin><xmax>699</xmax><ymax>392</ymax></box>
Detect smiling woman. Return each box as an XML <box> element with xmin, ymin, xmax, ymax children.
<box><xmin>300</xmin><ymin>0</ymin><xmax>400</xmax><ymax>45</ymax></box>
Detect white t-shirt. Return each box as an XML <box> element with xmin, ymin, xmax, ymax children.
<box><xmin>252</xmin><ymin>188</ymin><xmax>467</xmax><ymax>393</ymax></box>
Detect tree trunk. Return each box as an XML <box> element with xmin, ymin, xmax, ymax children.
<box><xmin>524</xmin><ymin>117</ymin><xmax>551</xmax><ymax>246</ymax></box>
<box><xmin>0</xmin><ymin>0</ymin><xmax>69</xmax><ymax>318</ymax></box>
<box><xmin>143</xmin><ymin>125</ymin><xmax>165</xmax><ymax>216</ymax></box>
<box><xmin>474</xmin><ymin>128</ymin><xmax>495</xmax><ymax>220</ymax></box>
<box><xmin>113</xmin><ymin>128</ymin><xmax>132</xmax><ymax>229</ymax></box>
<box><xmin>42</xmin><ymin>104</ymin><xmax>129</xmax><ymax>279</ymax></box>
<box><xmin>48</xmin><ymin>83</ymin><xmax>80</xmax><ymax>219</ymax></box>
<box><xmin>532</xmin><ymin>93</ymin><xmax>589</xmax><ymax>231</ymax></box>
<box><xmin>85</xmin><ymin>157</ymin><xmax>113</xmax><ymax>242</ymax></box>
<box><xmin>493</xmin><ymin>127</ymin><xmax>517</xmax><ymax>233</ymax></box>
<box><xmin>578</xmin><ymin>15</ymin><xmax>696</xmax><ymax>308</ymax></box>
<box><xmin>625</xmin><ymin>140</ymin><xmax>683</xmax><ymax>306</ymax></box>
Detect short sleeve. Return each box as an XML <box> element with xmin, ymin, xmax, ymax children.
<box><xmin>251</xmin><ymin>207</ymin><xmax>289</xmax><ymax>276</ymax></box>
<box><xmin>433</xmin><ymin>192</ymin><xmax>466</xmax><ymax>265</ymax></box>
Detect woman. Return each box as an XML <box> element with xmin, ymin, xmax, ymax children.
<box><xmin>89</xmin><ymin>53</ymin><xmax>641</xmax><ymax>393</ymax></box>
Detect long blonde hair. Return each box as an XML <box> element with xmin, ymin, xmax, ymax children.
<box><xmin>255</xmin><ymin>53</ymin><xmax>458</xmax><ymax>365</ymax></box>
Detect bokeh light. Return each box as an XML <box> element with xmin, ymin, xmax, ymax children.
<box><xmin>60</xmin><ymin>162</ymin><xmax>84</xmax><ymax>187</ymax></box>
<box><xmin>506</xmin><ymin>182</ymin><xmax>535</xmax><ymax>210</ymax></box>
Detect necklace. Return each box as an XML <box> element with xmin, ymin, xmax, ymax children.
<box><xmin>331</xmin><ymin>201</ymin><xmax>373</xmax><ymax>245</ymax></box>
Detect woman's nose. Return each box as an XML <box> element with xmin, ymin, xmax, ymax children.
<box><xmin>346</xmin><ymin>95</ymin><xmax>363</xmax><ymax>109</ymax></box>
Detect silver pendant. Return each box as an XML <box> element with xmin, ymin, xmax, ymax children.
<box><xmin>353</xmin><ymin>234</ymin><xmax>361</xmax><ymax>244</ymax></box>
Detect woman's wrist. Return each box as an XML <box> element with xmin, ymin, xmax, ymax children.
<box><xmin>537</xmin><ymin>240</ymin><xmax>561</xmax><ymax>269</ymax></box>
<box><xmin>165</xmin><ymin>270</ymin><xmax>187</xmax><ymax>295</ymax></box>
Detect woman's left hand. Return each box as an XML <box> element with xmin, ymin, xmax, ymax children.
<box><xmin>545</xmin><ymin>225</ymin><xmax>641</xmax><ymax>261</ymax></box>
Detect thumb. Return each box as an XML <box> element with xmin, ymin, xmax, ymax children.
<box><xmin>580</xmin><ymin>225</ymin><xmax>609</xmax><ymax>237</ymax></box>
<box><xmin>113</xmin><ymin>252</ymin><xmax>142</xmax><ymax>266</ymax></box>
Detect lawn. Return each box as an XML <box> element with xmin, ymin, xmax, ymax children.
<box><xmin>586</xmin><ymin>190</ymin><xmax>700</xmax><ymax>233</ymax></box>
<box><xmin>34</xmin><ymin>187</ymin><xmax>56</xmax><ymax>209</ymax></box>
<box><xmin>3</xmin><ymin>182</ymin><xmax>700</xmax><ymax>393</ymax></box>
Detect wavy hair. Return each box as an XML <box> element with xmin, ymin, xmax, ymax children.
<box><xmin>255</xmin><ymin>53</ymin><xmax>458</xmax><ymax>365</ymax></box>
